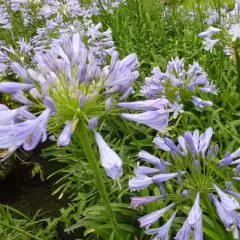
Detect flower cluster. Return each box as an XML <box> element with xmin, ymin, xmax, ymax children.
<box><xmin>198</xmin><ymin>1</ymin><xmax>240</xmax><ymax>57</ymax></box>
<box><xmin>117</xmin><ymin>58</ymin><xmax>216</xmax><ymax>133</ymax></box>
<box><xmin>0</xmin><ymin>4</ymin><xmax>11</xmax><ymax>30</ymax></box>
<box><xmin>0</xmin><ymin>33</ymin><xmax>139</xmax><ymax>162</ymax></box>
<box><xmin>129</xmin><ymin>127</ymin><xmax>240</xmax><ymax>239</ymax></box>
<box><xmin>0</xmin><ymin>38</ymin><xmax>35</xmax><ymax>76</ymax></box>
<box><xmin>33</xmin><ymin>20</ymin><xmax>115</xmax><ymax>65</ymax></box>
<box><xmin>119</xmin><ymin>57</ymin><xmax>216</xmax><ymax>131</ymax></box>
<box><xmin>0</xmin><ymin>1</ymin><xmax>116</xmax><ymax>75</ymax></box>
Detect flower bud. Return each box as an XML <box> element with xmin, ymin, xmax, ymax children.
<box><xmin>77</xmin><ymin>63</ymin><xmax>87</xmax><ymax>84</ymax></box>
<box><xmin>79</xmin><ymin>95</ymin><xmax>86</xmax><ymax>109</ymax></box>
<box><xmin>79</xmin><ymin>47</ymin><xmax>88</xmax><ymax>63</ymax></box>
<box><xmin>12</xmin><ymin>91</ymin><xmax>33</xmax><ymax>105</ymax></box>
<box><xmin>89</xmin><ymin>117</ymin><xmax>98</xmax><ymax>130</ymax></box>
<box><xmin>11</xmin><ymin>62</ymin><xmax>31</xmax><ymax>83</ymax></box>
<box><xmin>44</xmin><ymin>96</ymin><xmax>56</xmax><ymax>112</ymax></box>
<box><xmin>58</xmin><ymin>122</ymin><xmax>72</xmax><ymax>147</ymax></box>
<box><xmin>0</xmin><ymin>82</ymin><xmax>33</xmax><ymax>93</ymax></box>
<box><xmin>29</xmin><ymin>88</ymin><xmax>42</xmax><ymax>100</ymax></box>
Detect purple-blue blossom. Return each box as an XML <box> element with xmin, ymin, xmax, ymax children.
<box><xmin>129</xmin><ymin>127</ymin><xmax>240</xmax><ymax>239</ymax></box>
<box><xmin>121</xmin><ymin>109</ymin><xmax>169</xmax><ymax>132</ymax></box>
<box><xmin>0</xmin><ymin>108</ymin><xmax>52</xmax><ymax>161</ymax></box>
<box><xmin>139</xmin><ymin>57</ymin><xmax>215</xmax><ymax>118</ymax></box>
<box><xmin>94</xmin><ymin>132</ymin><xmax>123</xmax><ymax>181</ymax></box>
<box><xmin>0</xmin><ymin>33</ymin><xmax>139</xmax><ymax>161</ymax></box>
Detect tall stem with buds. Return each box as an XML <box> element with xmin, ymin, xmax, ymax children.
<box><xmin>77</xmin><ymin>120</ymin><xmax>123</xmax><ymax>240</ymax></box>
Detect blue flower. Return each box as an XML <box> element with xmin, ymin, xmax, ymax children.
<box><xmin>130</xmin><ymin>196</ymin><xmax>164</xmax><ymax>209</ymax></box>
<box><xmin>139</xmin><ymin>57</ymin><xmax>215</xmax><ymax>117</ymax></box>
<box><xmin>145</xmin><ymin>211</ymin><xmax>177</xmax><ymax>240</ymax></box>
<box><xmin>121</xmin><ymin>109</ymin><xmax>169</xmax><ymax>132</ymax></box>
<box><xmin>0</xmin><ymin>82</ymin><xmax>34</xmax><ymax>93</ymax></box>
<box><xmin>229</xmin><ymin>23</ymin><xmax>240</xmax><ymax>41</ymax></box>
<box><xmin>202</xmin><ymin>38</ymin><xmax>219</xmax><ymax>53</ymax></box>
<box><xmin>129</xmin><ymin>127</ymin><xmax>240</xmax><ymax>239</ymax></box>
<box><xmin>0</xmin><ymin>108</ymin><xmax>52</xmax><ymax>161</ymax></box>
<box><xmin>118</xmin><ymin>98</ymin><xmax>169</xmax><ymax>111</ymax></box>
<box><xmin>0</xmin><ymin>33</ymin><xmax>139</xmax><ymax>159</ymax></box>
<box><xmin>94</xmin><ymin>132</ymin><xmax>123</xmax><ymax>181</ymax></box>
<box><xmin>58</xmin><ymin>122</ymin><xmax>73</xmax><ymax>147</ymax></box>
<box><xmin>137</xmin><ymin>203</ymin><xmax>174</xmax><ymax>229</ymax></box>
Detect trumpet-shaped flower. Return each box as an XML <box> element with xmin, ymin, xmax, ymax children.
<box><xmin>202</xmin><ymin>38</ymin><xmax>219</xmax><ymax>53</ymax></box>
<box><xmin>94</xmin><ymin>132</ymin><xmax>123</xmax><ymax>181</ymax></box>
<box><xmin>118</xmin><ymin>98</ymin><xmax>169</xmax><ymax>111</ymax></box>
<box><xmin>145</xmin><ymin>211</ymin><xmax>177</xmax><ymax>240</ymax></box>
<box><xmin>0</xmin><ymin>82</ymin><xmax>34</xmax><ymax>93</ymax></box>
<box><xmin>213</xmin><ymin>184</ymin><xmax>239</xmax><ymax>211</ymax></box>
<box><xmin>121</xmin><ymin>109</ymin><xmax>169</xmax><ymax>132</ymax></box>
<box><xmin>137</xmin><ymin>203</ymin><xmax>174</xmax><ymax>229</ymax></box>
<box><xmin>229</xmin><ymin>24</ymin><xmax>240</xmax><ymax>41</ymax></box>
<box><xmin>129</xmin><ymin>174</ymin><xmax>153</xmax><ymax>191</ymax></box>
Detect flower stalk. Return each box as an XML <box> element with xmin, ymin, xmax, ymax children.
<box><xmin>77</xmin><ymin>120</ymin><xmax>123</xmax><ymax>240</ymax></box>
<box><xmin>235</xmin><ymin>47</ymin><xmax>240</xmax><ymax>93</ymax></box>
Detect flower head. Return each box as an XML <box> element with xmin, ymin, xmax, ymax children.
<box><xmin>139</xmin><ymin>57</ymin><xmax>215</xmax><ymax>117</ymax></box>
<box><xmin>129</xmin><ymin>127</ymin><xmax>240</xmax><ymax>239</ymax></box>
<box><xmin>0</xmin><ymin>33</ymin><xmax>138</xmax><ymax>159</ymax></box>
<box><xmin>198</xmin><ymin>2</ymin><xmax>240</xmax><ymax>59</ymax></box>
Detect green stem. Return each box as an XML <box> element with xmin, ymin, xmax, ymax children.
<box><xmin>77</xmin><ymin>120</ymin><xmax>123</xmax><ymax>240</ymax></box>
<box><xmin>196</xmin><ymin>0</ymin><xmax>204</xmax><ymax>31</ymax></box>
<box><xmin>235</xmin><ymin>48</ymin><xmax>240</xmax><ymax>93</ymax></box>
<box><xmin>135</xmin><ymin>0</ymin><xmax>141</xmax><ymax>60</ymax></box>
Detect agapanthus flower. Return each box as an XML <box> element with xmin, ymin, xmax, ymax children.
<box><xmin>0</xmin><ymin>33</ymin><xmax>139</xmax><ymax>161</ymax></box>
<box><xmin>119</xmin><ymin>98</ymin><xmax>169</xmax><ymax>132</ymax></box>
<box><xmin>168</xmin><ymin>101</ymin><xmax>184</xmax><ymax>119</ymax></box>
<box><xmin>0</xmin><ymin>5</ymin><xmax>11</xmax><ymax>29</ymax></box>
<box><xmin>132</xmin><ymin>57</ymin><xmax>216</xmax><ymax>120</ymax></box>
<box><xmin>205</xmin><ymin>9</ymin><xmax>219</xmax><ymax>25</ymax></box>
<box><xmin>0</xmin><ymin>0</ymin><xmax>117</xmax><ymax>78</ymax></box>
<box><xmin>229</xmin><ymin>24</ymin><xmax>240</xmax><ymax>42</ymax></box>
<box><xmin>0</xmin><ymin>108</ymin><xmax>52</xmax><ymax>161</ymax></box>
<box><xmin>198</xmin><ymin>1</ymin><xmax>240</xmax><ymax>58</ymax></box>
<box><xmin>0</xmin><ymin>38</ymin><xmax>35</xmax><ymax>76</ymax></box>
<box><xmin>202</xmin><ymin>38</ymin><xmax>219</xmax><ymax>53</ymax></box>
<box><xmin>129</xmin><ymin>127</ymin><xmax>240</xmax><ymax>239</ymax></box>
<box><xmin>32</xmin><ymin>18</ymin><xmax>116</xmax><ymax>66</ymax></box>
<box><xmin>94</xmin><ymin>132</ymin><xmax>123</xmax><ymax>181</ymax></box>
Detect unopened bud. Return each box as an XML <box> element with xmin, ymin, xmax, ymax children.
<box><xmin>89</xmin><ymin>117</ymin><xmax>98</xmax><ymax>130</ymax></box>
<box><xmin>79</xmin><ymin>95</ymin><xmax>86</xmax><ymax>109</ymax></box>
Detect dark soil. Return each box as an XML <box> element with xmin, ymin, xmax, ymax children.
<box><xmin>0</xmin><ymin>147</ymin><xmax>68</xmax><ymax>217</ymax></box>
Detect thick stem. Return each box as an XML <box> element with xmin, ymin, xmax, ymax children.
<box><xmin>235</xmin><ymin>48</ymin><xmax>240</xmax><ymax>93</ymax></box>
<box><xmin>77</xmin><ymin>120</ymin><xmax>123</xmax><ymax>240</ymax></box>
